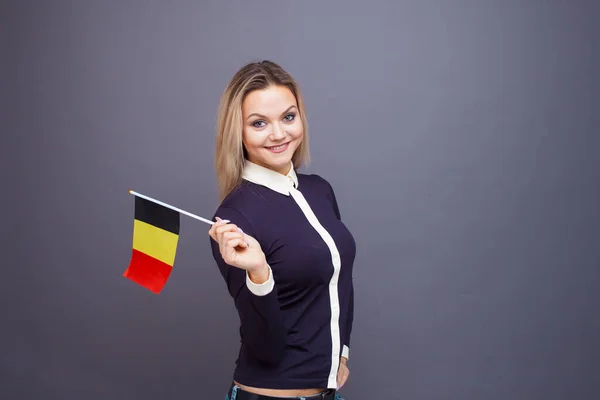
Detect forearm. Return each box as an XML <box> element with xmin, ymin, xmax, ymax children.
<box><xmin>236</xmin><ymin>264</ymin><xmax>286</xmax><ymax>364</ymax></box>
<box><xmin>247</xmin><ymin>262</ymin><xmax>270</xmax><ymax>285</ymax></box>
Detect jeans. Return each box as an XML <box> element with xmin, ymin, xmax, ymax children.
<box><xmin>225</xmin><ymin>384</ymin><xmax>345</xmax><ymax>400</ymax></box>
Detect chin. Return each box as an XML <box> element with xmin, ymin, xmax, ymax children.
<box><xmin>253</xmin><ymin>153</ymin><xmax>294</xmax><ymax>174</ymax></box>
<box><xmin>265</xmin><ymin>156</ymin><xmax>292</xmax><ymax>170</ymax></box>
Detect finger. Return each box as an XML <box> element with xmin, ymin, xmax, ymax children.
<box><xmin>209</xmin><ymin>217</ymin><xmax>230</xmax><ymax>240</ymax></box>
<box><xmin>216</xmin><ymin>223</ymin><xmax>238</xmax><ymax>235</ymax></box>
<box><xmin>214</xmin><ymin>217</ymin><xmax>230</xmax><ymax>228</ymax></box>
<box><xmin>216</xmin><ymin>223</ymin><xmax>239</xmax><ymax>244</ymax></box>
<box><xmin>337</xmin><ymin>367</ymin><xmax>349</xmax><ymax>389</ymax></box>
<box><xmin>221</xmin><ymin>231</ymin><xmax>245</xmax><ymax>247</ymax></box>
<box><xmin>226</xmin><ymin>237</ymin><xmax>247</xmax><ymax>251</ymax></box>
<box><xmin>208</xmin><ymin>224</ymin><xmax>218</xmax><ymax>241</ymax></box>
<box><xmin>216</xmin><ymin>222</ymin><xmax>246</xmax><ymax>237</ymax></box>
<box><xmin>223</xmin><ymin>231</ymin><xmax>244</xmax><ymax>239</ymax></box>
<box><xmin>232</xmin><ymin>227</ymin><xmax>249</xmax><ymax>245</ymax></box>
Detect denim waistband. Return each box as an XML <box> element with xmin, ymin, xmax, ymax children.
<box><xmin>225</xmin><ymin>383</ymin><xmax>343</xmax><ymax>400</ymax></box>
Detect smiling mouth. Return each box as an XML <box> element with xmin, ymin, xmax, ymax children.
<box><xmin>265</xmin><ymin>142</ymin><xmax>290</xmax><ymax>152</ymax></box>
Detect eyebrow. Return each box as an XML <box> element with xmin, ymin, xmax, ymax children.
<box><xmin>246</xmin><ymin>105</ymin><xmax>297</xmax><ymax>121</ymax></box>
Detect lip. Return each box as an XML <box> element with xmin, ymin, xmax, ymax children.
<box><xmin>265</xmin><ymin>142</ymin><xmax>290</xmax><ymax>153</ymax></box>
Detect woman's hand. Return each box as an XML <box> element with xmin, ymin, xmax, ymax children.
<box><xmin>337</xmin><ymin>357</ymin><xmax>349</xmax><ymax>390</ymax></box>
<box><xmin>208</xmin><ymin>217</ymin><xmax>268</xmax><ymax>279</ymax></box>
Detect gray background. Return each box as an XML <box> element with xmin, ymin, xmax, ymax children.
<box><xmin>2</xmin><ymin>1</ymin><xmax>599</xmax><ymax>399</ymax></box>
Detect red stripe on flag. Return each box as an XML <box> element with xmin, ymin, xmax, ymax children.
<box><xmin>123</xmin><ymin>249</ymin><xmax>173</xmax><ymax>294</ymax></box>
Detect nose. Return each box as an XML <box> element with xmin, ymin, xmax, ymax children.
<box><xmin>270</xmin><ymin>122</ymin><xmax>285</xmax><ymax>140</ymax></box>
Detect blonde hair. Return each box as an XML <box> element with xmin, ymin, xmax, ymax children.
<box><xmin>214</xmin><ymin>60</ymin><xmax>310</xmax><ymax>200</ymax></box>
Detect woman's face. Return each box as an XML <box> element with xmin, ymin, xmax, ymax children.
<box><xmin>241</xmin><ymin>85</ymin><xmax>303</xmax><ymax>175</ymax></box>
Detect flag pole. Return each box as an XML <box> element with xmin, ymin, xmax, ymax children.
<box><xmin>128</xmin><ymin>190</ymin><xmax>215</xmax><ymax>226</ymax></box>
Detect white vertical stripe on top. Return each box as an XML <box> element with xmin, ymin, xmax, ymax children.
<box><xmin>288</xmin><ymin>186</ymin><xmax>342</xmax><ymax>389</ymax></box>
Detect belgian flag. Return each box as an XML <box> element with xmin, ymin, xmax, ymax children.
<box><xmin>123</xmin><ymin>195</ymin><xmax>180</xmax><ymax>294</ymax></box>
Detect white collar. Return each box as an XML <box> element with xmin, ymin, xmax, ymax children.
<box><xmin>242</xmin><ymin>159</ymin><xmax>298</xmax><ymax>196</ymax></box>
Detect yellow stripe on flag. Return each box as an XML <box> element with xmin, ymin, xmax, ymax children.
<box><xmin>132</xmin><ymin>219</ymin><xmax>179</xmax><ymax>266</ymax></box>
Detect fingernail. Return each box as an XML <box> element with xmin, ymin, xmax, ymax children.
<box><xmin>237</xmin><ymin>227</ymin><xmax>244</xmax><ymax>234</ymax></box>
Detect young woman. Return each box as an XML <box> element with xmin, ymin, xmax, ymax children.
<box><xmin>208</xmin><ymin>60</ymin><xmax>356</xmax><ymax>400</ymax></box>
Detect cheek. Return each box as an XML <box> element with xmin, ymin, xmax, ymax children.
<box><xmin>242</xmin><ymin>129</ymin><xmax>260</xmax><ymax>149</ymax></box>
<box><xmin>243</xmin><ymin>129</ymin><xmax>274</xmax><ymax>152</ymax></box>
<box><xmin>289</xmin><ymin>120</ymin><xmax>304</xmax><ymax>139</ymax></box>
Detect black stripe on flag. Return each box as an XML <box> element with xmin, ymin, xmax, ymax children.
<box><xmin>134</xmin><ymin>196</ymin><xmax>180</xmax><ymax>235</ymax></box>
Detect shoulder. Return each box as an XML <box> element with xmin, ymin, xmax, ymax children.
<box><xmin>298</xmin><ymin>172</ymin><xmax>341</xmax><ymax>218</ymax></box>
<box><xmin>297</xmin><ymin>174</ymin><xmax>334</xmax><ymax>196</ymax></box>
<box><xmin>212</xmin><ymin>181</ymin><xmax>260</xmax><ymax>233</ymax></box>
<box><xmin>212</xmin><ymin>180</ymin><xmax>277</xmax><ymax>238</ymax></box>
<box><xmin>297</xmin><ymin>172</ymin><xmax>335</xmax><ymax>193</ymax></box>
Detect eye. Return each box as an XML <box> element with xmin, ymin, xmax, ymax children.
<box><xmin>252</xmin><ymin>120</ymin><xmax>266</xmax><ymax>128</ymax></box>
<box><xmin>283</xmin><ymin>113</ymin><xmax>296</xmax><ymax>122</ymax></box>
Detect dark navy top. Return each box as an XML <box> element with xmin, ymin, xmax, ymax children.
<box><xmin>210</xmin><ymin>160</ymin><xmax>356</xmax><ymax>390</ymax></box>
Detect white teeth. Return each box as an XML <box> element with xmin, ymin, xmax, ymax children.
<box><xmin>268</xmin><ymin>144</ymin><xmax>287</xmax><ymax>150</ymax></box>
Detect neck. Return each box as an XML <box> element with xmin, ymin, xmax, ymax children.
<box><xmin>248</xmin><ymin>159</ymin><xmax>292</xmax><ymax>176</ymax></box>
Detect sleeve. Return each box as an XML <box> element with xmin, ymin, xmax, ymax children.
<box><xmin>342</xmin><ymin>280</ymin><xmax>354</xmax><ymax>359</ymax></box>
<box><xmin>327</xmin><ymin>179</ymin><xmax>342</xmax><ymax>221</ymax></box>
<box><xmin>322</xmin><ymin>177</ymin><xmax>354</xmax><ymax>359</ymax></box>
<box><xmin>209</xmin><ymin>206</ymin><xmax>287</xmax><ymax>364</ymax></box>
